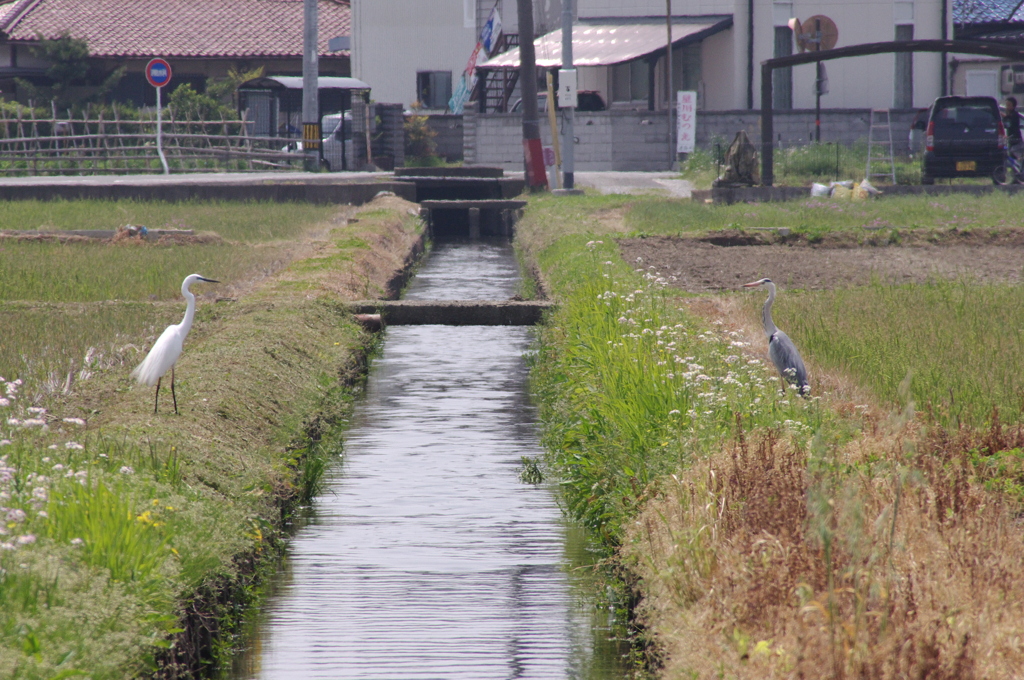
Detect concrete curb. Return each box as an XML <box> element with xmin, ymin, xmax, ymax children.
<box><xmin>0</xmin><ymin>179</ymin><xmax>416</xmax><ymax>204</ymax></box>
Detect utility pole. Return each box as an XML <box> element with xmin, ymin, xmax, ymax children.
<box><xmin>302</xmin><ymin>0</ymin><xmax>320</xmax><ymax>171</ymax></box>
<box><xmin>517</xmin><ymin>0</ymin><xmax>548</xmax><ymax>190</ymax></box>
<box><xmin>666</xmin><ymin>0</ymin><xmax>674</xmax><ymax>168</ymax></box>
<box><xmin>560</xmin><ymin>0</ymin><xmax>575</xmax><ymax>189</ymax></box>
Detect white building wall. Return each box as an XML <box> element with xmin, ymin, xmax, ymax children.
<box><xmin>353</xmin><ymin>0</ymin><xmax>559</xmax><ymax>109</ymax></box>
<box><xmin>782</xmin><ymin>0</ymin><xmax>945</xmax><ymax>110</ymax></box>
<box><xmin>701</xmin><ymin>29</ymin><xmax>737</xmax><ymax>111</ymax></box>
<box><xmin>353</xmin><ymin>0</ymin><xmax>482</xmax><ymax>108</ymax></box>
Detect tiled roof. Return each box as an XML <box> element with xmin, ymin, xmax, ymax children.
<box><xmin>0</xmin><ymin>0</ymin><xmax>351</xmax><ymax>58</ymax></box>
<box><xmin>954</xmin><ymin>0</ymin><xmax>1023</xmax><ymax>24</ymax></box>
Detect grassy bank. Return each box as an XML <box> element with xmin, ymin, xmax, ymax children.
<box><xmin>518</xmin><ymin>192</ymin><xmax>1024</xmax><ymax>678</ymax></box>
<box><xmin>519</xmin><ymin>190</ymin><xmax>1024</xmax><ymax>253</ymax></box>
<box><xmin>0</xmin><ymin>196</ymin><xmax>424</xmax><ymax>678</ymax></box>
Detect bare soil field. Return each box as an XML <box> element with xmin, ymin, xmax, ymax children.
<box><xmin>619</xmin><ymin>229</ymin><xmax>1024</xmax><ymax>292</ymax></box>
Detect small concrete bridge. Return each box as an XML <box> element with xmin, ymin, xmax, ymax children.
<box><xmin>347</xmin><ymin>300</ymin><xmax>552</xmax><ymax>326</ymax></box>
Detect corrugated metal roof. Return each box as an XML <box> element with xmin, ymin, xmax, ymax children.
<box><xmin>481</xmin><ymin>18</ymin><xmax>731</xmax><ymax>69</ymax></box>
<box><xmin>240</xmin><ymin>76</ymin><xmax>370</xmax><ymax>90</ymax></box>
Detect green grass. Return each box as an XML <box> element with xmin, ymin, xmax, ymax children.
<box><xmin>0</xmin><ymin>302</ymin><xmax>180</xmax><ymax>399</ymax></box>
<box><xmin>523</xmin><ymin>190</ymin><xmax>1024</xmax><ymax>247</ymax></box>
<box><xmin>777</xmin><ymin>279</ymin><xmax>1024</xmax><ymax>427</ymax></box>
<box><xmin>0</xmin><ymin>199</ymin><xmax>339</xmax><ymax>389</ymax></box>
<box><xmin>0</xmin><ymin>199</ymin><xmax>334</xmax><ymax>242</ymax></box>
<box><xmin>0</xmin><ymin>200</ymin><xmax>339</xmax><ymax>303</ymax></box>
<box><xmin>0</xmin><ymin>431</ymin><xmax>251</xmax><ymax>677</ymax></box>
<box><xmin>530</xmin><ymin>236</ymin><xmax>826</xmax><ymax>542</ymax></box>
<box><xmin>682</xmin><ymin>141</ymin><xmax>942</xmax><ymax>189</ymax></box>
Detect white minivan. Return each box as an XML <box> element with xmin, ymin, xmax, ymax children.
<box><xmin>320</xmin><ymin>112</ymin><xmax>354</xmax><ymax>171</ymax></box>
<box><xmin>283</xmin><ymin>112</ymin><xmax>354</xmax><ymax>171</ymax></box>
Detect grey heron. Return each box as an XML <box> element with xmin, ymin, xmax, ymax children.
<box><xmin>131</xmin><ymin>274</ymin><xmax>219</xmax><ymax>414</ymax></box>
<box><xmin>743</xmin><ymin>278</ymin><xmax>809</xmax><ymax>395</ymax></box>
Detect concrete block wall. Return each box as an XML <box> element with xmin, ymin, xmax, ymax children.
<box><xmin>611</xmin><ymin>111</ymin><xmax>672</xmax><ymax>171</ymax></box>
<box><xmin>423</xmin><ymin>115</ymin><xmax>464</xmax><ymax>162</ymax></box>
<box><xmin>376</xmin><ymin>104</ymin><xmax>405</xmax><ymax>169</ymax></box>
<box><xmin>466</xmin><ymin>110</ymin><xmax>669</xmax><ymax>171</ymax></box>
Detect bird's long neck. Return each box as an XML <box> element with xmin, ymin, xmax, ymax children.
<box><xmin>179</xmin><ymin>282</ymin><xmax>197</xmax><ymax>333</ymax></box>
<box><xmin>762</xmin><ymin>283</ymin><xmax>779</xmax><ymax>338</ymax></box>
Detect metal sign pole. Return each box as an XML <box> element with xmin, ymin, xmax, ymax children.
<box><xmin>156</xmin><ymin>85</ymin><xmax>169</xmax><ymax>174</ymax></box>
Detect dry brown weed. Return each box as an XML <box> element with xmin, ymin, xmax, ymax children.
<box><xmin>626</xmin><ymin>422</ymin><xmax>1024</xmax><ymax>679</ymax></box>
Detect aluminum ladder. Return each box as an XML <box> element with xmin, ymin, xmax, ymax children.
<box><xmin>866</xmin><ymin>109</ymin><xmax>897</xmax><ymax>185</ymax></box>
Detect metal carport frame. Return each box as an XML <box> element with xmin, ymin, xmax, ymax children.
<box><xmin>760</xmin><ymin>40</ymin><xmax>1024</xmax><ymax>186</ymax></box>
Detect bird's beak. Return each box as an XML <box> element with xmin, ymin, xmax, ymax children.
<box><xmin>742</xmin><ymin>281</ymin><xmax>763</xmax><ymax>288</ymax></box>
<box><xmin>197</xmin><ymin>277</ymin><xmax>220</xmax><ymax>283</ymax></box>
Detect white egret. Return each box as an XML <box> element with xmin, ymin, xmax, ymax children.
<box><xmin>131</xmin><ymin>274</ymin><xmax>218</xmax><ymax>414</ymax></box>
<box><xmin>743</xmin><ymin>278</ymin><xmax>809</xmax><ymax>395</ymax></box>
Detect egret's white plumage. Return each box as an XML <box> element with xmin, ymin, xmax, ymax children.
<box><xmin>132</xmin><ymin>274</ymin><xmax>218</xmax><ymax>413</ymax></box>
<box><xmin>743</xmin><ymin>277</ymin><xmax>809</xmax><ymax>395</ymax></box>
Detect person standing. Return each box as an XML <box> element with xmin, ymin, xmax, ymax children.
<box><xmin>1004</xmin><ymin>97</ymin><xmax>1023</xmax><ymax>160</ymax></box>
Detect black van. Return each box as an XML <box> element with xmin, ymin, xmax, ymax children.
<box><xmin>915</xmin><ymin>96</ymin><xmax>1006</xmax><ymax>184</ymax></box>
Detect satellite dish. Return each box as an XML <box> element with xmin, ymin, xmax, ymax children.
<box><xmin>791</xmin><ymin>15</ymin><xmax>839</xmax><ymax>52</ymax></box>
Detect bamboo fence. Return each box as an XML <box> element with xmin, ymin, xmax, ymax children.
<box><xmin>0</xmin><ymin>103</ymin><xmax>306</xmax><ymax>175</ymax></box>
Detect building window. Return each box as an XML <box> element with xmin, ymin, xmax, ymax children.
<box><xmin>773</xmin><ymin>26</ymin><xmax>793</xmax><ymax>109</ymax></box>
<box><xmin>612</xmin><ymin>59</ymin><xmax>650</xmax><ymax>103</ymax></box>
<box><xmin>416</xmin><ymin>71</ymin><xmax>452</xmax><ymax>110</ymax></box>
<box><xmin>894</xmin><ymin>24</ymin><xmax>913</xmax><ymax>108</ymax></box>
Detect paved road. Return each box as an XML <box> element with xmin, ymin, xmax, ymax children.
<box><xmin>573</xmin><ymin>171</ymin><xmax>693</xmax><ymax>198</ymax></box>
<box><xmin>499</xmin><ymin>170</ymin><xmax>694</xmax><ymax>198</ymax></box>
<box><xmin>0</xmin><ymin>169</ymin><xmax>693</xmax><ymax>198</ymax></box>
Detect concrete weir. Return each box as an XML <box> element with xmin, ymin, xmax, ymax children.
<box><xmin>420</xmin><ymin>199</ymin><xmax>527</xmax><ymax>239</ymax></box>
<box><xmin>347</xmin><ymin>299</ymin><xmax>553</xmax><ymax>326</ymax></box>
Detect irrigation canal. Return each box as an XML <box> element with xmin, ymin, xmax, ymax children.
<box><xmin>231</xmin><ymin>238</ymin><xmax>630</xmax><ymax>678</ymax></box>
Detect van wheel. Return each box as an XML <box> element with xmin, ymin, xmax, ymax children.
<box><xmin>921</xmin><ymin>173</ymin><xmax>934</xmax><ymax>185</ymax></box>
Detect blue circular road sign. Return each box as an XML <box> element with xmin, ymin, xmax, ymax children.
<box><xmin>145</xmin><ymin>58</ymin><xmax>172</xmax><ymax>88</ymax></box>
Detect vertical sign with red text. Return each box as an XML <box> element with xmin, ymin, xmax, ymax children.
<box><xmin>676</xmin><ymin>91</ymin><xmax>696</xmax><ymax>154</ymax></box>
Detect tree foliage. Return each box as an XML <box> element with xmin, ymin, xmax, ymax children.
<box><xmin>15</xmin><ymin>32</ymin><xmax>125</xmax><ymax>110</ymax></box>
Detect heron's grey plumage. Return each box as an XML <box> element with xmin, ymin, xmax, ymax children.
<box><xmin>743</xmin><ymin>278</ymin><xmax>809</xmax><ymax>395</ymax></box>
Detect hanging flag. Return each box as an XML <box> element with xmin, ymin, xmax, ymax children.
<box><xmin>449</xmin><ymin>6</ymin><xmax>503</xmax><ymax>114</ymax></box>
<box><xmin>449</xmin><ymin>42</ymin><xmax>483</xmax><ymax>114</ymax></box>
<box><xmin>480</xmin><ymin>7</ymin><xmax>502</xmax><ymax>55</ymax></box>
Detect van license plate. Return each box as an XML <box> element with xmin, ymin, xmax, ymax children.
<box><xmin>956</xmin><ymin>161</ymin><xmax>976</xmax><ymax>171</ymax></box>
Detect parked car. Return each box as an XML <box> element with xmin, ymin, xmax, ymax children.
<box><xmin>509</xmin><ymin>90</ymin><xmax>607</xmax><ymax>113</ymax></box>
<box><xmin>913</xmin><ymin>96</ymin><xmax>1006</xmax><ymax>184</ymax></box>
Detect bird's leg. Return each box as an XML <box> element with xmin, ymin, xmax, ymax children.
<box><xmin>154</xmin><ymin>377</ymin><xmax>161</xmax><ymax>415</ymax></box>
<box><xmin>171</xmin><ymin>366</ymin><xmax>178</xmax><ymax>415</ymax></box>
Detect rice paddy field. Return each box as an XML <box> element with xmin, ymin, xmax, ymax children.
<box><xmin>517</xmin><ymin>190</ymin><xmax>1024</xmax><ymax>679</ymax></box>
<box><xmin>0</xmin><ymin>196</ymin><xmax>424</xmax><ymax>678</ymax></box>
<box><xmin>0</xmin><ymin>199</ymin><xmax>339</xmax><ymax>397</ymax></box>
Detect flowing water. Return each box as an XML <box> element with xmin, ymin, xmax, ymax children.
<box><xmin>232</xmin><ymin>240</ymin><xmax>630</xmax><ymax>679</ymax></box>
